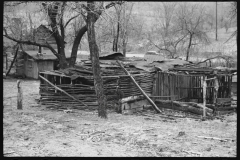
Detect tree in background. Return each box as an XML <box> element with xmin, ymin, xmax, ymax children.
<box><xmin>148</xmin><ymin>2</ymin><xmax>186</xmax><ymax>58</ymax></box>
<box><xmin>175</xmin><ymin>3</ymin><xmax>210</xmax><ymax>61</ymax></box>
<box><xmin>225</xmin><ymin>2</ymin><xmax>237</xmax><ymax>43</ymax></box>
<box><xmin>3</xmin><ymin>2</ymin><xmax>123</xmax><ymax>68</ymax></box>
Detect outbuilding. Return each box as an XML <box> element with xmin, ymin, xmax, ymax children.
<box><xmin>15</xmin><ymin>50</ymin><xmax>71</xmax><ymax>79</ymax></box>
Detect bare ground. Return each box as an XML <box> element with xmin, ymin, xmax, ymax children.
<box><xmin>3</xmin><ymin>79</ymin><xmax>237</xmax><ymax>157</ymax></box>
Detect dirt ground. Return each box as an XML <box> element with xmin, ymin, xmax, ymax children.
<box><xmin>3</xmin><ymin>78</ymin><xmax>237</xmax><ymax>157</ymax></box>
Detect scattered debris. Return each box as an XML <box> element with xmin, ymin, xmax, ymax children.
<box><xmin>4</xmin><ymin>151</ymin><xmax>15</xmax><ymax>155</ymax></box>
<box><xmin>197</xmin><ymin>136</ymin><xmax>234</xmax><ymax>142</ymax></box>
<box><xmin>63</xmin><ymin>109</ymin><xmax>73</xmax><ymax>113</ymax></box>
<box><xmin>182</xmin><ymin>150</ymin><xmax>202</xmax><ymax>156</ymax></box>
<box><xmin>178</xmin><ymin>131</ymin><xmax>186</xmax><ymax>137</ymax></box>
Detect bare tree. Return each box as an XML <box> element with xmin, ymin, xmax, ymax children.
<box><xmin>120</xmin><ymin>2</ymin><xmax>134</xmax><ymax>56</ymax></box>
<box><xmin>175</xmin><ymin>3</ymin><xmax>210</xmax><ymax>61</ymax></box>
<box><xmin>3</xmin><ymin>2</ymin><xmax>123</xmax><ymax>68</ymax></box>
<box><xmin>155</xmin><ymin>2</ymin><xmax>177</xmax><ymax>37</ymax></box>
<box><xmin>225</xmin><ymin>2</ymin><xmax>237</xmax><ymax>43</ymax></box>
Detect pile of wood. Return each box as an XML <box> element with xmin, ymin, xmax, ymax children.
<box><xmin>39</xmin><ymin>60</ymin><xmax>155</xmax><ymax>110</ymax></box>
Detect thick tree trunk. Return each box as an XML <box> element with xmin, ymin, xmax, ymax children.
<box><xmin>186</xmin><ymin>34</ymin><xmax>193</xmax><ymax>61</ymax></box>
<box><xmin>113</xmin><ymin>20</ymin><xmax>120</xmax><ymax>52</ymax></box>
<box><xmin>87</xmin><ymin>2</ymin><xmax>107</xmax><ymax>118</ymax></box>
<box><xmin>69</xmin><ymin>25</ymin><xmax>88</xmax><ymax>67</ymax></box>
<box><xmin>47</xmin><ymin>2</ymin><xmax>68</xmax><ymax>69</ymax></box>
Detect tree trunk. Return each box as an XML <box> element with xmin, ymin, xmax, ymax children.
<box><xmin>122</xmin><ymin>41</ymin><xmax>127</xmax><ymax>57</ymax></box>
<box><xmin>6</xmin><ymin>44</ymin><xmax>19</xmax><ymax>76</ymax></box>
<box><xmin>115</xmin><ymin>21</ymin><xmax>120</xmax><ymax>52</ymax></box>
<box><xmin>48</xmin><ymin>2</ymin><xmax>68</xmax><ymax>69</ymax></box>
<box><xmin>113</xmin><ymin>17</ymin><xmax>120</xmax><ymax>52</ymax></box>
<box><xmin>58</xmin><ymin>44</ymin><xmax>68</xmax><ymax>69</ymax></box>
<box><xmin>87</xmin><ymin>1</ymin><xmax>107</xmax><ymax>118</ymax></box>
<box><xmin>186</xmin><ymin>34</ymin><xmax>193</xmax><ymax>61</ymax></box>
<box><xmin>69</xmin><ymin>25</ymin><xmax>88</xmax><ymax>67</ymax></box>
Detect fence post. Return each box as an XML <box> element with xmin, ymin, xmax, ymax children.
<box><xmin>213</xmin><ymin>73</ymin><xmax>219</xmax><ymax>115</ymax></box>
<box><xmin>202</xmin><ymin>75</ymin><xmax>207</xmax><ymax>118</ymax></box>
<box><xmin>17</xmin><ymin>80</ymin><xmax>23</xmax><ymax>110</ymax></box>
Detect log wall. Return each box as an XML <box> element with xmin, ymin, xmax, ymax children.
<box><xmin>39</xmin><ymin>72</ymin><xmax>154</xmax><ymax>109</ymax></box>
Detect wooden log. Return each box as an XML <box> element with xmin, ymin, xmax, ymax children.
<box><xmin>17</xmin><ymin>80</ymin><xmax>23</xmax><ymax>110</ymax></box>
<box><xmin>116</xmin><ymin>60</ymin><xmax>162</xmax><ymax>113</ymax></box>
<box><xmin>39</xmin><ymin>75</ymin><xmax>88</xmax><ymax>107</ymax></box>
<box><xmin>155</xmin><ymin>100</ymin><xmax>213</xmax><ymax>116</ymax></box>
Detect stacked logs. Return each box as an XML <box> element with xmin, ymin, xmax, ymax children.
<box><xmin>39</xmin><ymin>65</ymin><xmax>154</xmax><ymax>110</ymax></box>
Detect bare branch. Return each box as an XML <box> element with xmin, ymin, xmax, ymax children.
<box><xmin>64</xmin><ymin>14</ymin><xmax>81</xmax><ymax>28</ymax></box>
<box><xmin>4</xmin><ymin>28</ymin><xmax>59</xmax><ymax>59</ymax></box>
<box><xmin>184</xmin><ymin>55</ymin><xmax>232</xmax><ymax>67</ymax></box>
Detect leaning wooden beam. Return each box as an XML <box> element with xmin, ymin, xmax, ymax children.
<box><xmin>39</xmin><ymin>75</ymin><xmax>88</xmax><ymax>107</ymax></box>
<box><xmin>116</xmin><ymin>60</ymin><xmax>162</xmax><ymax>113</ymax></box>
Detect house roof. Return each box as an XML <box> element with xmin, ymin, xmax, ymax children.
<box><xmin>23</xmin><ymin>50</ymin><xmax>72</xmax><ymax>61</ymax></box>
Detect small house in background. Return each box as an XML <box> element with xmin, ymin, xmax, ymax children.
<box><xmin>34</xmin><ymin>24</ymin><xmax>58</xmax><ymax>51</ymax></box>
<box><xmin>16</xmin><ymin>50</ymin><xmax>72</xmax><ymax>79</ymax></box>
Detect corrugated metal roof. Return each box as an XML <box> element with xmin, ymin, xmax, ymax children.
<box><xmin>144</xmin><ymin>54</ymin><xmax>165</xmax><ymax>62</ymax></box>
<box><xmin>99</xmin><ymin>52</ymin><xmax>124</xmax><ymax>59</ymax></box>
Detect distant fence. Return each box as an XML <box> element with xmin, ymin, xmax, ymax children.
<box><xmin>152</xmin><ymin>71</ymin><xmax>232</xmax><ymax>104</ymax></box>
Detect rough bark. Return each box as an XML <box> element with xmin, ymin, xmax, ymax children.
<box><xmin>87</xmin><ymin>1</ymin><xmax>107</xmax><ymax>118</ymax></box>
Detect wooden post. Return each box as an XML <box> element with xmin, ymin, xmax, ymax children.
<box><xmin>202</xmin><ymin>76</ymin><xmax>207</xmax><ymax>118</ymax></box>
<box><xmin>213</xmin><ymin>75</ymin><xmax>219</xmax><ymax>115</ymax></box>
<box><xmin>152</xmin><ymin>73</ymin><xmax>158</xmax><ymax>102</ymax></box>
<box><xmin>17</xmin><ymin>80</ymin><xmax>23</xmax><ymax>109</ymax></box>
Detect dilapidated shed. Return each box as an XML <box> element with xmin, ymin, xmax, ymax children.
<box><xmin>16</xmin><ymin>50</ymin><xmax>72</xmax><ymax>79</ymax></box>
<box><xmin>38</xmin><ymin>52</ymin><xmax>234</xmax><ymax>116</ymax></box>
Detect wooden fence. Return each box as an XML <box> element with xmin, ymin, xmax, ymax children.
<box><xmin>152</xmin><ymin>71</ymin><xmax>232</xmax><ymax>104</ymax></box>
